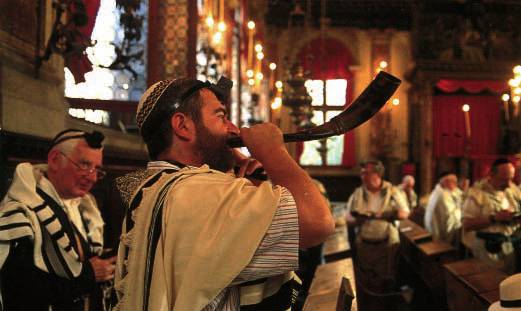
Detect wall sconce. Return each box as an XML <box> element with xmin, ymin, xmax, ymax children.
<box><xmin>502</xmin><ymin>65</ymin><xmax>521</xmax><ymax>121</ymax></box>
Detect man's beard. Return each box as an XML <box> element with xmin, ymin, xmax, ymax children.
<box><xmin>195</xmin><ymin>123</ymin><xmax>235</xmax><ymax>173</ymax></box>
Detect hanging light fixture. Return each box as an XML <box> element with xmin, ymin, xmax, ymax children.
<box><xmin>280</xmin><ymin>1</ymin><xmax>315</xmax><ymax>128</ymax></box>
<box><xmin>282</xmin><ymin>63</ymin><xmax>314</xmax><ymax>128</ymax></box>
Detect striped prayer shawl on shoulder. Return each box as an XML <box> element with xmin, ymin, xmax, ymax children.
<box><xmin>0</xmin><ymin>163</ymin><xmax>103</xmax><ymax>279</ymax></box>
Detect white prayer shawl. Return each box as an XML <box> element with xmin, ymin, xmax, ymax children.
<box><xmin>461</xmin><ymin>180</ymin><xmax>521</xmax><ymax>273</ymax></box>
<box><xmin>0</xmin><ymin>163</ymin><xmax>104</xmax><ymax>278</ymax></box>
<box><xmin>346</xmin><ymin>181</ymin><xmax>409</xmax><ymax>241</ymax></box>
<box><xmin>114</xmin><ymin>165</ymin><xmax>282</xmax><ymax>311</ymax></box>
<box><xmin>424</xmin><ymin>184</ymin><xmax>462</xmax><ymax>244</ymax></box>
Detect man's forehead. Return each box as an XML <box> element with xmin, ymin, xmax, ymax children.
<box><xmin>71</xmin><ymin>140</ymin><xmax>103</xmax><ymax>158</ymax></box>
<box><xmin>200</xmin><ymin>88</ymin><xmax>225</xmax><ymax>109</ymax></box>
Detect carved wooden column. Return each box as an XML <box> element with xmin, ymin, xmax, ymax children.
<box><xmin>417</xmin><ymin>78</ymin><xmax>434</xmax><ymax>195</ymax></box>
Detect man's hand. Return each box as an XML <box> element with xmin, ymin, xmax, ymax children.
<box><xmin>232</xmin><ymin>149</ymin><xmax>263</xmax><ymax>178</ymax></box>
<box><xmin>89</xmin><ymin>255</ymin><xmax>116</xmax><ymax>282</ymax></box>
<box><xmin>493</xmin><ymin>210</ymin><xmax>514</xmax><ymax>223</ymax></box>
<box><xmin>239</xmin><ymin>123</ymin><xmax>285</xmax><ymax>164</ymax></box>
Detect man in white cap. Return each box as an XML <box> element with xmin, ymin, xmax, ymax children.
<box><xmin>0</xmin><ymin>129</ymin><xmax>116</xmax><ymax>310</ymax></box>
<box><xmin>488</xmin><ymin>273</ymin><xmax>521</xmax><ymax>311</ymax></box>
<box><xmin>113</xmin><ymin>77</ymin><xmax>334</xmax><ymax>310</ymax></box>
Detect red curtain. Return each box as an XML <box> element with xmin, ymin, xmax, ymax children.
<box><xmin>436</xmin><ymin>79</ymin><xmax>507</xmax><ymax>94</ymax></box>
<box><xmin>433</xmin><ymin>95</ymin><xmax>501</xmax><ymax>180</ymax></box>
<box><xmin>297</xmin><ymin>37</ymin><xmax>356</xmax><ymax>167</ymax></box>
<box><xmin>66</xmin><ymin>0</ymin><xmax>101</xmax><ymax>83</ymax></box>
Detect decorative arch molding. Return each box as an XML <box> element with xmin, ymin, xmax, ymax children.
<box><xmin>283</xmin><ymin>28</ymin><xmax>360</xmax><ymax>69</ymax></box>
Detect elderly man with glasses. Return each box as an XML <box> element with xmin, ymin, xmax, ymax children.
<box><xmin>0</xmin><ymin>129</ymin><xmax>115</xmax><ymax>311</ymax></box>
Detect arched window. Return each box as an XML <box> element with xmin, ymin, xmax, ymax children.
<box><xmin>297</xmin><ymin>37</ymin><xmax>356</xmax><ymax>167</ymax></box>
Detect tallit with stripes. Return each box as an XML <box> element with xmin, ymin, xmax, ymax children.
<box><xmin>0</xmin><ymin>163</ymin><xmax>104</xmax><ymax>278</ymax></box>
<box><xmin>113</xmin><ymin>164</ymin><xmax>292</xmax><ymax>311</ymax></box>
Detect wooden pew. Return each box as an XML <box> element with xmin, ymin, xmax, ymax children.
<box><xmin>399</xmin><ymin>218</ymin><xmax>432</xmax><ymax>243</ymax></box>
<box><xmin>323</xmin><ymin>224</ymin><xmax>351</xmax><ymax>263</ymax></box>
<box><xmin>398</xmin><ymin>219</ymin><xmax>459</xmax><ymax>309</ymax></box>
<box><xmin>444</xmin><ymin>259</ymin><xmax>508</xmax><ymax>311</ymax></box>
<box><xmin>303</xmin><ymin>258</ymin><xmax>357</xmax><ymax>311</ymax></box>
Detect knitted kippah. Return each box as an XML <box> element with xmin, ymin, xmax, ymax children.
<box><xmin>136</xmin><ymin>76</ymin><xmax>233</xmax><ymax>141</ymax></box>
<box><xmin>136</xmin><ymin>79</ymin><xmax>176</xmax><ymax>131</ymax></box>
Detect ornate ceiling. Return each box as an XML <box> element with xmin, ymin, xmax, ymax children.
<box><xmin>264</xmin><ymin>0</ymin><xmax>411</xmax><ymax>30</ymax></box>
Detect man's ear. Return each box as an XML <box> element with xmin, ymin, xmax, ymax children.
<box><xmin>47</xmin><ymin>149</ymin><xmax>62</xmax><ymax>171</ymax></box>
<box><xmin>171</xmin><ymin>113</ymin><xmax>195</xmax><ymax>142</ymax></box>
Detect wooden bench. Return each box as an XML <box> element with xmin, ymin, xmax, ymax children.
<box><xmin>444</xmin><ymin>259</ymin><xmax>507</xmax><ymax>311</ymax></box>
<box><xmin>399</xmin><ymin>219</ymin><xmax>432</xmax><ymax>243</ymax></box>
<box><xmin>303</xmin><ymin>258</ymin><xmax>357</xmax><ymax>311</ymax></box>
<box><xmin>323</xmin><ymin>224</ymin><xmax>351</xmax><ymax>263</ymax></box>
<box><xmin>398</xmin><ymin>219</ymin><xmax>459</xmax><ymax>309</ymax></box>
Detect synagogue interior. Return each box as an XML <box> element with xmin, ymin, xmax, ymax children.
<box><xmin>1</xmin><ymin>0</ymin><xmax>521</xmax><ymax>310</ymax></box>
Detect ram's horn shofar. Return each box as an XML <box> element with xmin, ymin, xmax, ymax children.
<box><xmin>227</xmin><ymin>71</ymin><xmax>401</xmax><ymax>148</ymax></box>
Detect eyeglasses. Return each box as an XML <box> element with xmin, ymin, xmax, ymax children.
<box><xmin>59</xmin><ymin>152</ymin><xmax>106</xmax><ymax>179</ymax></box>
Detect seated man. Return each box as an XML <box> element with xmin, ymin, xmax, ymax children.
<box><xmin>462</xmin><ymin>158</ymin><xmax>521</xmax><ymax>274</ymax></box>
<box><xmin>424</xmin><ymin>172</ymin><xmax>463</xmax><ymax>246</ymax></box>
<box><xmin>399</xmin><ymin>175</ymin><xmax>417</xmax><ymax>211</ymax></box>
<box><xmin>0</xmin><ymin>129</ymin><xmax>116</xmax><ymax>311</ymax></box>
<box><xmin>113</xmin><ymin>77</ymin><xmax>334</xmax><ymax>310</ymax></box>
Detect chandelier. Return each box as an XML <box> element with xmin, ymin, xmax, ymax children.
<box><xmin>282</xmin><ymin>63</ymin><xmax>314</xmax><ymax>128</ymax></box>
<box><xmin>502</xmin><ymin>65</ymin><xmax>521</xmax><ymax>121</ymax></box>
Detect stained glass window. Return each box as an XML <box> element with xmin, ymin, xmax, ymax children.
<box><xmin>300</xmin><ymin>79</ymin><xmax>347</xmax><ymax>166</ymax></box>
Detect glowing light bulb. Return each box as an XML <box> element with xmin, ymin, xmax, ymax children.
<box><xmin>514</xmin><ymin>96</ymin><xmax>521</xmax><ymax>104</ymax></box>
<box><xmin>379</xmin><ymin>61</ymin><xmax>388</xmax><ymax>69</ymax></box>
<box><xmin>271</xmin><ymin>97</ymin><xmax>282</xmax><ymax>110</ymax></box>
<box><xmin>509</xmin><ymin>78</ymin><xmax>520</xmax><ymax>87</ymax></box>
<box><xmin>514</xmin><ymin>65</ymin><xmax>521</xmax><ymax>74</ymax></box>
<box><xmin>275</xmin><ymin>81</ymin><xmax>283</xmax><ymax>89</ymax></box>
<box><xmin>217</xmin><ymin>22</ymin><xmax>226</xmax><ymax>32</ymax></box>
<box><xmin>212</xmin><ymin>32</ymin><xmax>223</xmax><ymax>44</ymax></box>
<box><xmin>502</xmin><ymin>94</ymin><xmax>510</xmax><ymax>102</ymax></box>
<box><xmin>256</xmin><ymin>72</ymin><xmax>263</xmax><ymax>80</ymax></box>
<box><xmin>254</xmin><ymin>43</ymin><xmax>263</xmax><ymax>52</ymax></box>
<box><xmin>248</xmin><ymin>78</ymin><xmax>255</xmax><ymax>86</ymax></box>
<box><xmin>269</xmin><ymin>63</ymin><xmax>276</xmax><ymax>70</ymax></box>
<box><xmin>246</xmin><ymin>69</ymin><xmax>254</xmax><ymax>78</ymax></box>
<box><xmin>392</xmin><ymin>98</ymin><xmax>400</xmax><ymax>106</ymax></box>
<box><xmin>462</xmin><ymin>104</ymin><xmax>470</xmax><ymax>112</ymax></box>
<box><xmin>206</xmin><ymin>16</ymin><xmax>214</xmax><ymax>27</ymax></box>
<box><xmin>247</xmin><ymin>21</ymin><xmax>255</xmax><ymax>30</ymax></box>
<box><xmin>256</xmin><ymin>52</ymin><xmax>264</xmax><ymax>60</ymax></box>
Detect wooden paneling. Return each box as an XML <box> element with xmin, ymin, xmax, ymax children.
<box><xmin>444</xmin><ymin>259</ymin><xmax>507</xmax><ymax>311</ymax></box>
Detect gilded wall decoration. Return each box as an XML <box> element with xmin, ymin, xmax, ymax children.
<box><xmin>414</xmin><ymin>1</ymin><xmax>521</xmax><ymax>62</ymax></box>
<box><xmin>161</xmin><ymin>0</ymin><xmax>189</xmax><ymax>78</ymax></box>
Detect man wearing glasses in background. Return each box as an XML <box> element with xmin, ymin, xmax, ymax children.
<box><xmin>0</xmin><ymin>129</ymin><xmax>116</xmax><ymax>311</ymax></box>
